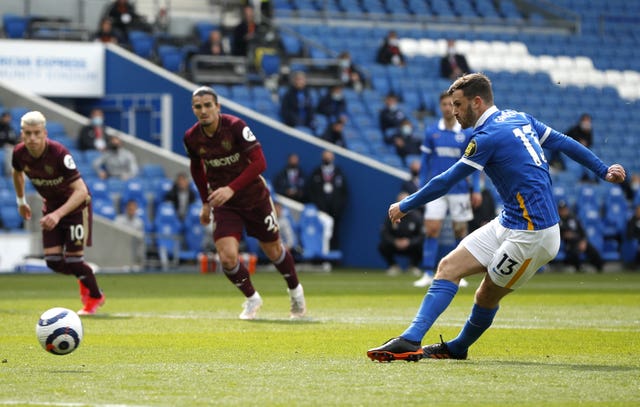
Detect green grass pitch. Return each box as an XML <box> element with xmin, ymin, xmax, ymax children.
<box><xmin>0</xmin><ymin>270</ymin><xmax>639</xmax><ymax>406</ymax></box>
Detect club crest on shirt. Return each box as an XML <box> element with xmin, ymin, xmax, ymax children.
<box><xmin>45</xmin><ymin>165</ymin><xmax>54</xmax><ymax>175</ymax></box>
<box><xmin>242</xmin><ymin>126</ymin><xmax>256</xmax><ymax>142</ymax></box>
<box><xmin>199</xmin><ymin>147</ymin><xmax>206</xmax><ymax>156</ymax></box>
<box><xmin>222</xmin><ymin>139</ymin><xmax>232</xmax><ymax>151</ymax></box>
<box><xmin>63</xmin><ymin>154</ymin><xmax>77</xmax><ymax>170</ymax></box>
<box><xmin>464</xmin><ymin>139</ymin><xmax>477</xmax><ymax>157</ymax></box>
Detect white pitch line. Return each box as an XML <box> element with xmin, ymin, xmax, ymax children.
<box><xmin>0</xmin><ymin>402</ymin><xmax>152</xmax><ymax>407</ymax></box>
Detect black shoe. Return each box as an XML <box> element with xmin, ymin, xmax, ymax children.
<box><xmin>422</xmin><ymin>335</ymin><xmax>468</xmax><ymax>360</ymax></box>
<box><xmin>367</xmin><ymin>337</ymin><xmax>423</xmax><ymax>362</ymax></box>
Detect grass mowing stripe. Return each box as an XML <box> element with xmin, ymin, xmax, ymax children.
<box><xmin>0</xmin><ymin>271</ymin><xmax>638</xmax><ymax>406</ymax></box>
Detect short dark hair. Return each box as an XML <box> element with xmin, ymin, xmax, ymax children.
<box><xmin>192</xmin><ymin>86</ymin><xmax>218</xmax><ymax>103</ymax></box>
<box><xmin>447</xmin><ymin>73</ymin><xmax>494</xmax><ymax>105</ymax></box>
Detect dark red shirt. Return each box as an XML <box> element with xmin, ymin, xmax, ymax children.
<box><xmin>12</xmin><ymin>139</ymin><xmax>88</xmax><ymax>214</ymax></box>
<box><xmin>183</xmin><ymin>114</ymin><xmax>269</xmax><ymax>208</ymax></box>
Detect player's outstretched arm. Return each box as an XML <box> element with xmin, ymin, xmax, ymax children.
<box><xmin>605</xmin><ymin>164</ymin><xmax>626</xmax><ymax>184</ymax></box>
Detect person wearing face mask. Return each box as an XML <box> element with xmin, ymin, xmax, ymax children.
<box><xmin>376</xmin><ymin>30</ymin><xmax>406</xmax><ymax>66</ymax></box>
<box><xmin>440</xmin><ymin>39</ymin><xmax>471</xmax><ymax>80</ymax></box>
<box><xmin>273</xmin><ymin>152</ymin><xmax>307</xmax><ymax>202</ymax></box>
<box><xmin>316</xmin><ymin>85</ymin><xmax>348</xmax><ymax>125</ymax></box>
<box><xmin>306</xmin><ymin>150</ymin><xmax>348</xmax><ymax>251</ymax></box>
<box><xmin>391</xmin><ymin>119</ymin><xmax>422</xmax><ymax>167</ymax></box>
<box><xmin>401</xmin><ymin>159</ymin><xmax>422</xmax><ymax>196</ymax></box>
<box><xmin>566</xmin><ymin>113</ymin><xmax>596</xmax><ymax>182</ymax></box>
<box><xmin>77</xmin><ymin>108</ymin><xmax>110</xmax><ymax>152</ymax></box>
<box><xmin>92</xmin><ymin>135</ymin><xmax>139</xmax><ymax>180</ymax></box>
<box><xmin>379</xmin><ymin>93</ymin><xmax>407</xmax><ymax>143</ymax></box>
<box><xmin>280</xmin><ymin>71</ymin><xmax>317</xmax><ymax>133</ymax></box>
<box><xmin>337</xmin><ymin>51</ymin><xmax>366</xmax><ymax>92</ymax></box>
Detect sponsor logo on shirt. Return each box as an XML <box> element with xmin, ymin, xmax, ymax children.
<box><xmin>464</xmin><ymin>139</ymin><xmax>477</xmax><ymax>157</ymax></box>
<box><xmin>204</xmin><ymin>153</ymin><xmax>241</xmax><ymax>168</ymax></box>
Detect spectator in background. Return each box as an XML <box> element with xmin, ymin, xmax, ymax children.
<box><xmin>105</xmin><ymin>0</ymin><xmax>146</xmax><ymax>42</ymax></box>
<box><xmin>232</xmin><ymin>5</ymin><xmax>257</xmax><ymax>57</ymax></box>
<box><xmin>92</xmin><ymin>135</ymin><xmax>139</xmax><ymax>180</ymax></box>
<box><xmin>274</xmin><ymin>153</ymin><xmax>306</xmax><ymax>202</ymax></box>
<box><xmin>306</xmin><ymin>150</ymin><xmax>348</xmax><ymax>250</ymax></box>
<box><xmin>625</xmin><ymin>204</ymin><xmax>640</xmax><ymax>268</ymax></box>
<box><xmin>280</xmin><ymin>71</ymin><xmax>316</xmax><ymax>132</ymax></box>
<box><xmin>164</xmin><ymin>172</ymin><xmax>197</xmax><ymax>221</ymax></box>
<box><xmin>316</xmin><ymin>84</ymin><xmax>347</xmax><ymax>125</ymax></box>
<box><xmin>199</xmin><ymin>29</ymin><xmax>227</xmax><ymax>56</ymax></box>
<box><xmin>378</xmin><ymin>191</ymin><xmax>424</xmax><ymax>277</ymax></box>
<box><xmin>440</xmin><ymin>39</ymin><xmax>471</xmax><ymax>80</ymax></box>
<box><xmin>78</xmin><ymin>108</ymin><xmax>110</xmax><ymax>152</ymax></box>
<box><xmin>558</xmin><ymin>200</ymin><xmax>604</xmax><ymax>273</ymax></box>
<box><xmin>0</xmin><ymin>111</ymin><xmax>18</xmax><ymax>176</ymax></box>
<box><xmin>389</xmin><ymin>118</ymin><xmax>422</xmax><ymax>167</ymax></box>
<box><xmin>566</xmin><ymin>113</ymin><xmax>593</xmax><ymax>148</ymax></box>
<box><xmin>321</xmin><ymin>120</ymin><xmax>346</xmax><ymax>148</ymax></box>
<box><xmin>93</xmin><ymin>17</ymin><xmax>124</xmax><ymax>44</ymax></box>
<box><xmin>566</xmin><ymin>113</ymin><xmax>596</xmax><ymax>182</ymax></box>
<box><xmin>379</xmin><ymin>93</ymin><xmax>407</xmax><ymax>142</ymax></box>
<box><xmin>376</xmin><ymin>30</ymin><xmax>405</xmax><ymax>66</ymax></box>
<box><xmin>337</xmin><ymin>51</ymin><xmax>365</xmax><ymax>92</ymax></box>
<box><xmin>401</xmin><ymin>159</ymin><xmax>421</xmax><ymax>195</ymax></box>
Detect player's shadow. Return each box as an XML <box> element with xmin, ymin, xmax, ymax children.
<box><xmin>247</xmin><ymin>318</ymin><xmax>320</xmax><ymax>325</ymax></box>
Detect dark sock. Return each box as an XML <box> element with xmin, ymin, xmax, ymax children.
<box><xmin>66</xmin><ymin>256</ymin><xmax>102</xmax><ymax>298</ymax></box>
<box><xmin>223</xmin><ymin>262</ymin><xmax>256</xmax><ymax>297</ymax></box>
<box><xmin>273</xmin><ymin>248</ymin><xmax>300</xmax><ymax>289</ymax></box>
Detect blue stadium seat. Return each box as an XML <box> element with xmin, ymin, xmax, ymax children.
<box><xmin>88</xmin><ymin>178</ymin><xmax>112</xmax><ymax>203</ymax></box>
<box><xmin>3</xmin><ymin>14</ymin><xmax>28</xmax><ymax>39</ymax></box>
<box><xmin>298</xmin><ymin>204</ymin><xmax>342</xmax><ymax>262</ymax></box>
<box><xmin>1</xmin><ymin>207</ymin><xmax>23</xmax><ymax>229</ymax></box>
<box><xmin>140</xmin><ymin>163</ymin><xmax>166</xmax><ymax>180</ymax></box>
<box><xmin>154</xmin><ymin>202</ymin><xmax>183</xmax><ymax>262</ymax></box>
<box><xmin>120</xmin><ymin>178</ymin><xmax>148</xmax><ymax>212</ymax></box>
<box><xmin>157</xmin><ymin>45</ymin><xmax>184</xmax><ymax>73</ymax></box>
<box><xmin>602</xmin><ymin>185</ymin><xmax>629</xmax><ymax>238</ymax></box>
<box><xmin>128</xmin><ymin>30</ymin><xmax>156</xmax><ymax>59</ymax></box>
<box><xmin>93</xmin><ymin>199</ymin><xmax>117</xmax><ymax>220</ymax></box>
<box><xmin>193</xmin><ymin>21</ymin><xmax>218</xmax><ymax>44</ymax></box>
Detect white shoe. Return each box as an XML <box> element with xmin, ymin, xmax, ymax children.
<box><xmin>413</xmin><ymin>273</ymin><xmax>433</xmax><ymax>288</ymax></box>
<box><xmin>408</xmin><ymin>266</ymin><xmax>423</xmax><ymax>277</ymax></box>
<box><xmin>386</xmin><ymin>265</ymin><xmax>402</xmax><ymax>276</ymax></box>
<box><xmin>239</xmin><ymin>292</ymin><xmax>263</xmax><ymax>320</ymax></box>
<box><xmin>287</xmin><ymin>284</ymin><xmax>306</xmax><ymax>319</ymax></box>
<box><xmin>459</xmin><ymin>278</ymin><xmax>469</xmax><ymax>288</ymax></box>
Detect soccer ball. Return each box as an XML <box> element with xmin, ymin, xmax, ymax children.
<box><xmin>35</xmin><ymin>307</ymin><xmax>83</xmax><ymax>355</ymax></box>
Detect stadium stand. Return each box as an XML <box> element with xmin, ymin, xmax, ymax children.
<box><xmin>0</xmin><ymin>0</ymin><xmax>638</xmax><ymax>267</ymax></box>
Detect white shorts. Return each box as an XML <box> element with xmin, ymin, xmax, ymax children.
<box><xmin>424</xmin><ymin>194</ymin><xmax>473</xmax><ymax>222</ymax></box>
<box><xmin>461</xmin><ymin>218</ymin><xmax>560</xmax><ymax>289</ymax></box>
